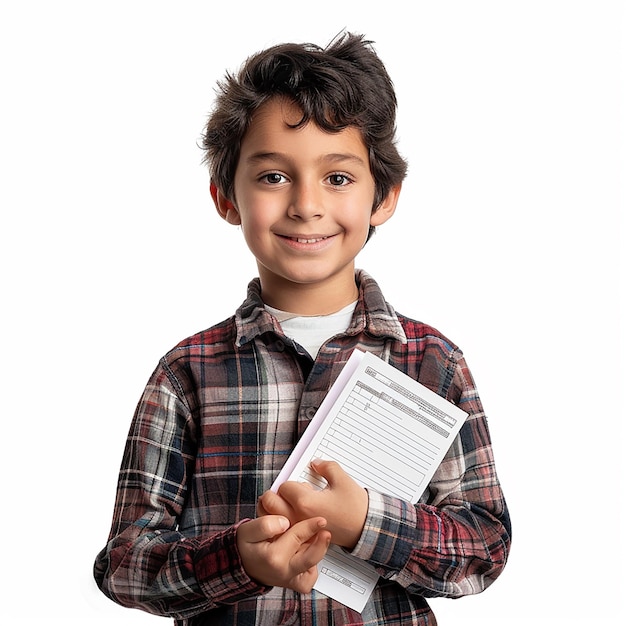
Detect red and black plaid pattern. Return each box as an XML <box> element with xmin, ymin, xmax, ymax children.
<box><xmin>94</xmin><ymin>270</ymin><xmax>511</xmax><ymax>625</ymax></box>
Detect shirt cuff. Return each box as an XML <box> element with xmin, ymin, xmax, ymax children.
<box><xmin>194</xmin><ymin>520</ymin><xmax>272</xmax><ymax>604</ymax></box>
<box><xmin>351</xmin><ymin>490</ymin><xmax>418</xmax><ymax>571</ymax></box>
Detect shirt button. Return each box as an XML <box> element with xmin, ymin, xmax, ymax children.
<box><xmin>304</xmin><ymin>406</ymin><xmax>317</xmax><ymax>419</ymax></box>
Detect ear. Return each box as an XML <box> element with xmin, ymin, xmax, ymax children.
<box><xmin>210</xmin><ymin>182</ymin><xmax>241</xmax><ymax>225</ymax></box>
<box><xmin>370</xmin><ymin>184</ymin><xmax>401</xmax><ymax>227</ymax></box>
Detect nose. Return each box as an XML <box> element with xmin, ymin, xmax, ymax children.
<box><xmin>287</xmin><ymin>180</ymin><xmax>324</xmax><ymax>220</ymax></box>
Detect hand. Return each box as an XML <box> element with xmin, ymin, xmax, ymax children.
<box><xmin>236</xmin><ymin>515</ymin><xmax>331</xmax><ymax>593</ymax></box>
<box><xmin>258</xmin><ymin>460</ymin><xmax>368</xmax><ymax>550</ymax></box>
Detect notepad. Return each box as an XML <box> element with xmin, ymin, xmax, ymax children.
<box><xmin>271</xmin><ymin>349</ymin><xmax>468</xmax><ymax>612</ymax></box>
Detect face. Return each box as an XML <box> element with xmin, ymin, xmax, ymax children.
<box><xmin>214</xmin><ymin>98</ymin><xmax>399</xmax><ymax>312</ymax></box>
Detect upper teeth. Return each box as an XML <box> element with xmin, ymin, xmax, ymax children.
<box><xmin>295</xmin><ymin>237</ymin><xmax>326</xmax><ymax>243</ymax></box>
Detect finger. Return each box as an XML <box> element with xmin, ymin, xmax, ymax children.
<box><xmin>237</xmin><ymin>515</ymin><xmax>290</xmax><ymax>544</ymax></box>
<box><xmin>287</xmin><ymin>525</ymin><xmax>332</xmax><ymax>574</ymax></box>
<box><xmin>279</xmin><ymin>517</ymin><xmax>328</xmax><ymax>551</ymax></box>
<box><xmin>310</xmin><ymin>459</ymin><xmax>345</xmax><ymax>487</ymax></box>
<box><xmin>258</xmin><ymin>490</ymin><xmax>294</xmax><ymax>518</ymax></box>
<box><xmin>277</xmin><ymin>480</ymin><xmax>316</xmax><ymax>507</ymax></box>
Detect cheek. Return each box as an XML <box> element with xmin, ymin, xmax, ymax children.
<box><xmin>240</xmin><ymin>217</ymin><xmax>270</xmax><ymax>252</ymax></box>
<box><xmin>343</xmin><ymin>203</ymin><xmax>376</xmax><ymax>234</ymax></box>
<box><xmin>240</xmin><ymin>211</ymin><xmax>267</xmax><ymax>236</ymax></box>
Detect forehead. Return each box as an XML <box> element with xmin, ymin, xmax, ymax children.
<box><xmin>240</xmin><ymin>98</ymin><xmax>369</xmax><ymax>159</ymax></box>
<box><xmin>252</xmin><ymin>97</ymin><xmax>308</xmax><ymax>127</ymax></box>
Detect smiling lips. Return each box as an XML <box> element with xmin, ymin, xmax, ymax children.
<box><xmin>294</xmin><ymin>236</ymin><xmax>328</xmax><ymax>243</ymax></box>
<box><xmin>281</xmin><ymin>235</ymin><xmax>332</xmax><ymax>244</ymax></box>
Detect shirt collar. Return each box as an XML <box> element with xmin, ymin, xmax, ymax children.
<box><xmin>234</xmin><ymin>269</ymin><xmax>407</xmax><ymax>347</ymax></box>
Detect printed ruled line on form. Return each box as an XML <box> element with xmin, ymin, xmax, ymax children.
<box><xmin>339</xmin><ymin>403</ymin><xmax>437</xmax><ymax>469</ymax></box>
<box><xmin>320</xmin><ymin>567</ymin><xmax>366</xmax><ymax>594</ymax></box>
<box><xmin>364</xmin><ymin>366</ymin><xmax>458</xmax><ymax>429</ymax></box>
<box><xmin>356</xmin><ymin>380</ymin><xmax>450</xmax><ymax>438</ymax></box>
<box><xmin>348</xmin><ymin>388</ymin><xmax>440</xmax><ymax>458</ymax></box>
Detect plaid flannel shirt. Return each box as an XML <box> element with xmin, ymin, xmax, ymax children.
<box><xmin>94</xmin><ymin>270</ymin><xmax>511</xmax><ymax>625</ymax></box>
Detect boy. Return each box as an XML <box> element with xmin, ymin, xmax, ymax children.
<box><xmin>94</xmin><ymin>32</ymin><xmax>511</xmax><ymax>625</ymax></box>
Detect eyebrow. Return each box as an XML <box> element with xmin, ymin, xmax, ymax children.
<box><xmin>245</xmin><ymin>152</ymin><xmax>367</xmax><ymax>167</ymax></box>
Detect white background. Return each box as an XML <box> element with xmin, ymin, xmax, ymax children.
<box><xmin>1</xmin><ymin>1</ymin><xmax>624</xmax><ymax>624</ymax></box>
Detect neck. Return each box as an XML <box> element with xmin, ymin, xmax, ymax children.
<box><xmin>258</xmin><ymin>271</ymin><xmax>359</xmax><ymax>316</ymax></box>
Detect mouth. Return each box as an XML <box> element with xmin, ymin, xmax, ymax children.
<box><xmin>280</xmin><ymin>235</ymin><xmax>332</xmax><ymax>244</ymax></box>
<box><xmin>291</xmin><ymin>236</ymin><xmax>329</xmax><ymax>243</ymax></box>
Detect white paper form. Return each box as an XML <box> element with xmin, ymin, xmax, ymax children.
<box><xmin>271</xmin><ymin>350</ymin><xmax>468</xmax><ymax>612</ymax></box>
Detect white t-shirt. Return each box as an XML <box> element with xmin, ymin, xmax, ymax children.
<box><xmin>265</xmin><ymin>301</ymin><xmax>358</xmax><ymax>358</ymax></box>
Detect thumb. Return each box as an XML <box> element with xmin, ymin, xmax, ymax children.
<box><xmin>310</xmin><ymin>459</ymin><xmax>346</xmax><ymax>488</ymax></box>
<box><xmin>238</xmin><ymin>515</ymin><xmax>290</xmax><ymax>544</ymax></box>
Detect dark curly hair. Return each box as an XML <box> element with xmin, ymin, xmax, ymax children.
<box><xmin>201</xmin><ymin>32</ymin><xmax>408</xmax><ymax>216</ymax></box>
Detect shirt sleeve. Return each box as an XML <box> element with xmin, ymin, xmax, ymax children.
<box><xmin>93</xmin><ymin>363</ymin><xmax>270</xmax><ymax>619</ymax></box>
<box><xmin>350</xmin><ymin>350</ymin><xmax>511</xmax><ymax>598</ymax></box>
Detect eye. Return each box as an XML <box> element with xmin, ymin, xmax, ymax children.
<box><xmin>261</xmin><ymin>172</ymin><xmax>287</xmax><ymax>185</ymax></box>
<box><xmin>327</xmin><ymin>173</ymin><xmax>353</xmax><ymax>186</ymax></box>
